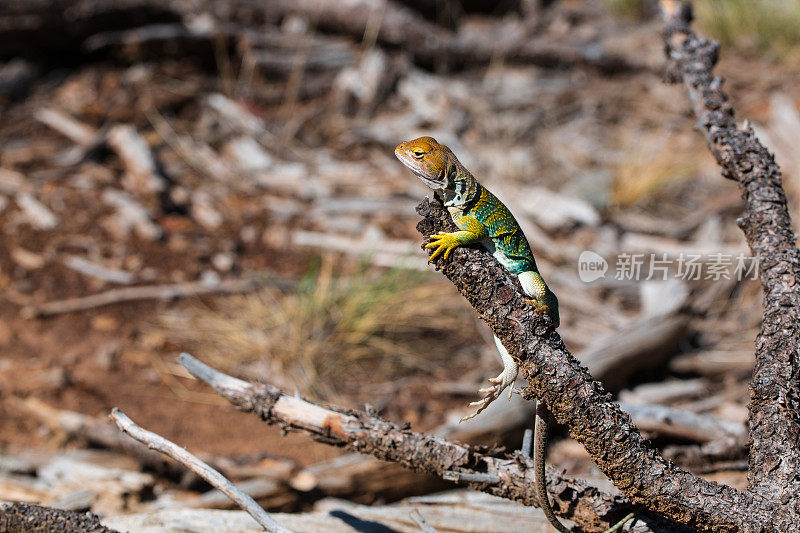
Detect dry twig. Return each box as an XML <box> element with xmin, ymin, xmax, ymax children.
<box><xmin>21</xmin><ymin>277</ymin><xmax>261</xmax><ymax>318</ymax></box>
<box><xmin>110</xmin><ymin>408</ymin><xmax>292</xmax><ymax>533</ymax></box>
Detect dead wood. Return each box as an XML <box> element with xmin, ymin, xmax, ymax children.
<box><xmin>34</xmin><ymin>108</ymin><xmax>97</xmax><ymax>146</ymax></box>
<box><xmin>20</xmin><ymin>277</ymin><xmax>261</xmax><ymax>318</ymax></box>
<box><xmin>668</xmin><ymin>350</ymin><xmax>754</xmax><ymax>377</ymax></box>
<box><xmin>579</xmin><ymin>315</ymin><xmax>688</xmax><ymax>392</ymax></box>
<box><xmin>663</xmin><ymin>435</ymin><xmax>748</xmax><ymax>470</ymax></box>
<box><xmin>106</xmin><ymin>124</ymin><xmax>166</xmax><ymax>194</ymax></box>
<box><xmin>415</xmin><ymin>196</ymin><xmax>782</xmax><ymax>531</ymax></box>
<box><xmin>63</xmin><ymin>256</ymin><xmax>135</xmax><ymax>285</ymax></box>
<box><xmin>264</xmin><ymin>0</ymin><xmax>641</xmax><ymax>73</ymax></box>
<box><xmin>619</xmin><ymin>403</ymin><xmax>744</xmax><ymax>444</ymax></box>
<box><xmin>661</xmin><ymin>0</ymin><xmax>800</xmax><ymax>502</ymax></box>
<box><xmin>0</xmin><ymin>0</ymin><xmax>181</xmax><ymax>60</ymax></box>
<box><xmin>0</xmin><ymin>0</ymin><xmax>639</xmax><ymax>75</ymax></box>
<box><xmin>0</xmin><ymin>501</ymin><xmax>118</xmax><ymax>533</ymax></box>
<box><xmin>110</xmin><ymin>408</ymin><xmax>292</xmax><ymax>533</ymax></box>
<box><xmin>437</xmin><ymin>313</ymin><xmax>690</xmax><ymax>446</ymax></box>
<box><xmin>178</xmin><ymin>353</ymin><xmax>685</xmax><ymax>533</ymax></box>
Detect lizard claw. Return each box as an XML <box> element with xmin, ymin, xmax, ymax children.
<box><xmin>425</xmin><ymin>232</ymin><xmax>461</xmax><ymax>262</ymax></box>
<box><xmin>461</xmin><ymin>392</ymin><xmax>499</xmax><ymax>421</ymax></box>
<box><xmin>525</xmin><ymin>298</ymin><xmax>549</xmax><ymax>315</ymax></box>
<box><xmin>460</xmin><ymin>367</ymin><xmax>518</xmax><ymax>422</ymax></box>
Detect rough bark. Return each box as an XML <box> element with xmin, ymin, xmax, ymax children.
<box><xmin>661</xmin><ymin>1</ymin><xmax>800</xmax><ymax>505</ymax></box>
<box><xmin>178</xmin><ymin>354</ymin><xmax>676</xmax><ymax>533</ymax></box>
<box><xmin>0</xmin><ymin>502</ymin><xmax>118</xmax><ymax>533</ymax></box>
<box><xmin>416</xmin><ymin>198</ymin><xmax>783</xmax><ymax>532</ymax></box>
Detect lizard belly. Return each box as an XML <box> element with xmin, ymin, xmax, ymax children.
<box><xmin>480</xmin><ymin>239</ymin><xmax>514</xmax><ymax>270</ymax></box>
<box><xmin>492</xmin><ymin>247</ymin><xmax>518</xmax><ymax>271</ymax></box>
<box><xmin>481</xmin><ymin>238</ymin><xmax>527</xmax><ymax>274</ymax></box>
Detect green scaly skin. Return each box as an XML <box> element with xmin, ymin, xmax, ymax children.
<box><xmin>431</xmin><ymin>183</ymin><xmax>560</xmax><ymax>326</ymax></box>
<box><xmin>396</xmin><ymin>137</ymin><xmax>633</xmax><ymax>533</ymax></box>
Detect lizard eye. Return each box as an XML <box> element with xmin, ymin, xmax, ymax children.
<box><xmin>412</xmin><ymin>149</ymin><xmax>425</xmax><ymax>159</ymax></box>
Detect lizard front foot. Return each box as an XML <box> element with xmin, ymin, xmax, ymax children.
<box><xmin>425</xmin><ymin>232</ymin><xmax>462</xmax><ymax>262</ymax></box>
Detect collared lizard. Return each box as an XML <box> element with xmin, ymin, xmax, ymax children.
<box><xmin>396</xmin><ymin>136</ymin><xmax>632</xmax><ymax>533</ymax></box>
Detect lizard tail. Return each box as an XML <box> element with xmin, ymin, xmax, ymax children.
<box><xmin>534</xmin><ymin>401</ymin><xmax>636</xmax><ymax>533</ymax></box>
<box><xmin>534</xmin><ymin>401</ymin><xmax>572</xmax><ymax>533</ymax></box>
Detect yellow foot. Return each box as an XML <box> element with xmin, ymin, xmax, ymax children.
<box><xmin>425</xmin><ymin>232</ymin><xmax>461</xmax><ymax>262</ymax></box>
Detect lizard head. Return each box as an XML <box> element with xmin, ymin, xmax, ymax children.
<box><xmin>394</xmin><ymin>136</ymin><xmax>452</xmax><ymax>190</ymax></box>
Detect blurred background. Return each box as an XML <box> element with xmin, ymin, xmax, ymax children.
<box><xmin>1</xmin><ymin>0</ymin><xmax>800</xmax><ymax>530</ymax></box>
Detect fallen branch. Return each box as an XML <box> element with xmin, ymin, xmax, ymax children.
<box><xmin>410</xmin><ymin>509</ymin><xmax>439</xmax><ymax>533</ymax></box>
<box><xmin>178</xmin><ymin>353</ymin><xmax>680</xmax><ymax>532</ymax></box>
<box><xmin>110</xmin><ymin>408</ymin><xmax>292</xmax><ymax>533</ymax></box>
<box><xmin>661</xmin><ymin>0</ymin><xmax>800</xmax><ymax>500</ymax></box>
<box><xmin>619</xmin><ymin>403</ymin><xmax>744</xmax><ymax>443</ymax></box>
<box><xmin>107</xmin><ymin>124</ymin><xmax>166</xmax><ymax>193</ymax></box>
<box><xmin>34</xmin><ymin>107</ymin><xmax>97</xmax><ymax>146</ymax></box>
<box><xmin>663</xmin><ymin>436</ymin><xmax>748</xmax><ymax>470</ymax></box>
<box><xmin>21</xmin><ymin>277</ymin><xmax>261</xmax><ymax>318</ymax></box>
<box><xmin>63</xmin><ymin>255</ymin><xmax>135</xmax><ymax>285</ymax></box>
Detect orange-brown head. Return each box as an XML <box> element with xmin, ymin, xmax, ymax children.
<box><xmin>394</xmin><ymin>136</ymin><xmax>452</xmax><ymax>190</ymax></box>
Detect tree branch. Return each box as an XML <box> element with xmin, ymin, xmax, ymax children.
<box><xmin>660</xmin><ymin>0</ymin><xmax>800</xmax><ymax>502</ymax></box>
<box><xmin>415</xmin><ymin>198</ymin><xmax>784</xmax><ymax>531</ymax></box>
<box><xmin>178</xmin><ymin>353</ymin><xmax>671</xmax><ymax>532</ymax></box>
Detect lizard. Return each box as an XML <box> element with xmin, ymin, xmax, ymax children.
<box><xmin>396</xmin><ymin>137</ymin><xmax>633</xmax><ymax>533</ymax></box>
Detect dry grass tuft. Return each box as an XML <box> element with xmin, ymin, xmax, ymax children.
<box><xmin>604</xmin><ymin>0</ymin><xmax>650</xmax><ymax>19</ymax></box>
<box><xmin>611</xmin><ymin>139</ymin><xmax>698</xmax><ymax>207</ymax></box>
<box><xmin>695</xmin><ymin>0</ymin><xmax>800</xmax><ymax>59</ymax></box>
<box><xmin>160</xmin><ymin>261</ymin><xmax>480</xmax><ymax>400</ymax></box>
<box><xmin>606</xmin><ymin>0</ymin><xmax>800</xmax><ymax>59</ymax></box>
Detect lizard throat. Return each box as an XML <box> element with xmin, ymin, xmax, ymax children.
<box><xmin>415</xmin><ymin>172</ymin><xmax>444</xmax><ymax>189</ymax></box>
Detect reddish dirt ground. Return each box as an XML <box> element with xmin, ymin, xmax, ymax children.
<box><xmin>0</xmin><ymin>296</ymin><xmax>342</xmax><ymax>464</ymax></box>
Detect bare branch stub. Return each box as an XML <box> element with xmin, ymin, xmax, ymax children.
<box><xmin>661</xmin><ymin>0</ymin><xmax>800</xmax><ymax>503</ymax></box>
<box><xmin>415</xmin><ymin>198</ymin><xmax>784</xmax><ymax>531</ymax></box>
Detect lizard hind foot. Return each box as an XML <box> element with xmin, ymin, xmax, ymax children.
<box><xmin>460</xmin><ymin>366</ymin><xmax>518</xmax><ymax>422</ymax></box>
<box><xmin>524</xmin><ymin>298</ymin><xmax>549</xmax><ymax>315</ymax></box>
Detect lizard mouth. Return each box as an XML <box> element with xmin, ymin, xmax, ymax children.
<box><xmin>395</xmin><ymin>149</ymin><xmax>444</xmax><ymax>190</ymax></box>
